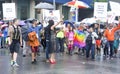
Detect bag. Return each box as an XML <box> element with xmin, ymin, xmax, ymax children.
<box><xmin>86</xmin><ymin>33</ymin><xmax>92</xmax><ymax>44</ymax></box>
<box><xmin>21</xmin><ymin>25</ymin><xmax>30</xmax><ymax>41</ymax></box>
<box><xmin>28</xmin><ymin>31</ymin><xmax>37</xmax><ymax>41</ymax></box>
<box><xmin>28</xmin><ymin>31</ymin><xmax>40</xmax><ymax>47</ymax></box>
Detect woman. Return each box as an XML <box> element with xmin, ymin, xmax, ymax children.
<box><xmin>45</xmin><ymin>20</ymin><xmax>62</xmax><ymax>64</ymax></box>
<box><xmin>94</xmin><ymin>23</ymin><xmax>102</xmax><ymax>55</ymax></box>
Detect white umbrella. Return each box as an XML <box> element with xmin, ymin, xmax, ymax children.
<box><xmin>35</xmin><ymin>2</ymin><xmax>54</xmax><ymax>10</ymax></box>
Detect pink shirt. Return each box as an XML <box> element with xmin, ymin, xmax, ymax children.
<box><xmin>68</xmin><ymin>31</ymin><xmax>74</xmax><ymax>41</ymax></box>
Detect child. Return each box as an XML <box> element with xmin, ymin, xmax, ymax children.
<box><xmin>101</xmin><ymin>36</ymin><xmax>109</xmax><ymax>57</ymax></box>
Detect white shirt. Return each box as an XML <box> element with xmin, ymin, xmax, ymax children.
<box><xmin>91</xmin><ymin>32</ymin><xmax>98</xmax><ymax>44</ymax></box>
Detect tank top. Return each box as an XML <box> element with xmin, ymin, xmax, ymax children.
<box><xmin>12</xmin><ymin>25</ymin><xmax>20</xmax><ymax>40</ymax></box>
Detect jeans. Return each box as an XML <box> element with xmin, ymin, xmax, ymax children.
<box><xmin>108</xmin><ymin>41</ymin><xmax>114</xmax><ymax>57</ymax></box>
<box><xmin>56</xmin><ymin>38</ymin><xmax>64</xmax><ymax>53</ymax></box>
<box><xmin>46</xmin><ymin>40</ymin><xmax>50</xmax><ymax>60</ymax></box>
<box><xmin>86</xmin><ymin>44</ymin><xmax>95</xmax><ymax>59</ymax></box>
<box><xmin>104</xmin><ymin>42</ymin><xmax>109</xmax><ymax>56</ymax></box>
<box><xmin>1</xmin><ymin>37</ymin><xmax>6</xmax><ymax>48</ymax></box>
<box><xmin>0</xmin><ymin>37</ymin><xmax>1</xmax><ymax>48</ymax></box>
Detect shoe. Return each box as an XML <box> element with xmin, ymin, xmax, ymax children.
<box><xmin>10</xmin><ymin>60</ymin><xmax>14</xmax><ymax>66</ymax></box>
<box><xmin>37</xmin><ymin>53</ymin><xmax>40</xmax><ymax>56</ymax></box>
<box><xmin>23</xmin><ymin>55</ymin><xmax>26</xmax><ymax>57</ymax></box>
<box><xmin>12</xmin><ymin>62</ymin><xmax>19</xmax><ymax>67</ymax></box>
<box><xmin>49</xmin><ymin>59</ymin><xmax>56</xmax><ymax>64</ymax></box>
<box><xmin>34</xmin><ymin>59</ymin><xmax>37</xmax><ymax>63</ymax></box>
<box><xmin>31</xmin><ymin>61</ymin><xmax>35</xmax><ymax>64</ymax></box>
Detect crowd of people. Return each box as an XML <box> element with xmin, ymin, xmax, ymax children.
<box><xmin>0</xmin><ymin>18</ymin><xmax>120</xmax><ymax>67</ymax></box>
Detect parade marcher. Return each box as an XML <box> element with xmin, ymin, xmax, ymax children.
<box><xmin>28</xmin><ymin>19</ymin><xmax>42</xmax><ymax>64</ymax></box>
<box><xmin>104</xmin><ymin>22</ymin><xmax>120</xmax><ymax>59</ymax></box>
<box><xmin>94</xmin><ymin>23</ymin><xmax>102</xmax><ymax>55</ymax></box>
<box><xmin>45</xmin><ymin>20</ymin><xmax>63</xmax><ymax>64</ymax></box>
<box><xmin>8</xmin><ymin>18</ymin><xmax>22</xmax><ymax>66</ymax></box>
<box><xmin>86</xmin><ymin>27</ymin><xmax>98</xmax><ymax>60</ymax></box>
<box><xmin>56</xmin><ymin>26</ymin><xmax>65</xmax><ymax>54</ymax></box>
<box><xmin>74</xmin><ymin>25</ymin><xmax>86</xmax><ymax>55</ymax></box>
<box><xmin>22</xmin><ymin>20</ymin><xmax>32</xmax><ymax>57</ymax></box>
<box><xmin>113</xmin><ymin>30</ymin><xmax>120</xmax><ymax>57</ymax></box>
<box><xmin>67</xmin><ymin>26</ymin><xmax>74</xmax><ymax>55</ymax></box>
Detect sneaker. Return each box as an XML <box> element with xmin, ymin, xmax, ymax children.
<box><xmin>34</xmin><ymin>59</ymin><xmax>37</xmax><ymax>63</ymax></box>
<box><xmin>12</xmin><ymin>62</ymin><xmax>19</xmax><ymax>67</ymax></box>
<box><xmin>23</xmin><ymin>55</ymin><xmax>26</xmax><ymax>57</ymax></box>
<box><xmin>10</xmin><ymin>60</ymin><xmax>14</xmax><ymax>66</ymax></box>
<box><xmin>31</xmin><ymin>61</ymin><xmax>35</xmax><ymax>64</ymax></box>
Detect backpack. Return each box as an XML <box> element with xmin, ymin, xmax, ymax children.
<box><xmin>28</xmin><ymin>31</ymin><xmax>37</xmax><ymax>42</ymax></box>
<box><xmin>86</xmin><ymin>33</ymin><xmax>92</xmax><ymax>44</ymax></box>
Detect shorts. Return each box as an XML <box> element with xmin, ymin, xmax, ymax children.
<box><xmin>31</xmin><ymin>46</ymin><xmax>38</xmax><ymax>53</ymax></box>
<box><xmin>10</xmin><ymin>41</ymin><xmax>20</xmax><ymax>53</ymax></box>
<box><xmin>96</xmin><ymin>40</ymin><xmax>101</xmax><ymax>46</ymax></box>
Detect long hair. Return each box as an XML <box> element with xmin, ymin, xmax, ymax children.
<box><xmin>47</xmin><ymin>20</ymin><xmax>54</xmax><ymax>30</ymax></box>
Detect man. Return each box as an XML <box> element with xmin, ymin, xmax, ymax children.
<box><xmin>104</xmin><ymin>21</ymin><xmax>120</xmax><ymax>59</ymax></box>
<box><xmin>8</xmin><ymin>18</ymin><xmax>22</xmax><ymax>66</ymax></box>
<box><xmin>28</xmin><ymin>19</ymin><xmax>42</xmax><ymax>64</ymax></box>
<box><xmin>86</xmin><ymin>27</ymin><xmax>98</xmax><ymax>60</ymax></box>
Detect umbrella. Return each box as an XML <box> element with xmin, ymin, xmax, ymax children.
<box><xmin>81</xmin><ymin>18</ymin><xmax>97</xmax><ymax>24</ymax></box>
<box><xmin>1</xmin><ymin>24</ymin><xmax>8</xmax><ymax>30</ymax></box>
<box><xmin>64</xmin><ymin>0</ymin><xmax>90</xmax><ymax>23</ymax></box>
<box><xmin>64</xmin><ymin>20</ymin><xmax>75</xmax><ymax>28</ymax></box>
<box><xmin>35</xmin><ymin>2</ymin><xmax>54</xmax><ymax>10</ymax></box>
<box><xmin>0</xmin><ymin>21</ymin><xmax>4</xmax><ymax>25</ymax></box>
<box><xmin>64</xmin><ymin>1</ymin><xmax>90</xmax><ymax>8</ymax></box>
<box><xmin>19</xmin><ymin>21</ymin><xmax>26</xmax><ymax>26</ymax></box>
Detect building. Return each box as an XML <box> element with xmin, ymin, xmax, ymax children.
<box><xmin>0</xmin><ymin>0</ymin><xmax>104</xmax><ymax>21</ymax></box>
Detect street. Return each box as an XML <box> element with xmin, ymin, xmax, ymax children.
<box><xmin>0</xmin><ymin>48</ymin><xmax>120</xmax><ymax>74</ymax></box>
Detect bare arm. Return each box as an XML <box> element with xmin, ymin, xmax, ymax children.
<box><xmin>8</xmin><ymin>26</ymin><xmax>13</xmax><ymax>45</ymax></box>
<box><xmin>19</xmin><ymin>27</ymin><xmax>22</xmax><ymax>46</ymax></box>
<box><xmin>51</xmin><ymin>21</ymin><xmax>63</xmax><ymax>30</ymax></box>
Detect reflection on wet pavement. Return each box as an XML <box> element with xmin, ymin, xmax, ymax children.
<box><xmin>0</xmin><ymin>49</ymin><xmax>120</xmax><ymax>74</ymax></box>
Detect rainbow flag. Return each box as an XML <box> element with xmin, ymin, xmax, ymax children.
<box><xmin>74</xmin><ymin>30</ymin><xmax>86</xmax><ymax>48</ymax></box>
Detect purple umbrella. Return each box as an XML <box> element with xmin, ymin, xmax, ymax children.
<box><xmin>19</xmin><ymin>21</ymin><xmax>26</xmax><ymax>26</ymax></box>
<box><xmin>0</xmin><ymin>21</ymin><xmax>4</xmax><ymax>25</ymax></box>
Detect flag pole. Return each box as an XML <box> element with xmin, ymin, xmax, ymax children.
<box><xmin>75</xmin><ymin>0</ymin><xmax>78</xmax><ymax>24</ymax></box>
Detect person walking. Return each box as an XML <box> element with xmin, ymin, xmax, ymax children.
<box><xmin>28</xmin><ymin>19</ymin><xmax>42</xmax><ymax>64</ymax></box>
<box><xmin>8</xmin><ymin>18</ymin><xmax>22</xmax><ymax>67</ymax></box>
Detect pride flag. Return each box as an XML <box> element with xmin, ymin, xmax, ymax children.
<box><xmin>74</xmin><ymin>30</ymin><xmax>86</xmax><ymax>48</ymax></box>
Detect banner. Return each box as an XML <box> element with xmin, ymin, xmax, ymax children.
<box><xmin>2</xmin><ymin>3</ymin><xmax>16</xmax><ymax>20</ymax></box>
<box><xmin>94</xmin><ymin>2</ymin><xmax>108</xmax><ymax>22</ymax></box>
<box><xmin>43</xmin><ymin>9</ymin><xmax>60</xmax><ymax>27</ymax></box>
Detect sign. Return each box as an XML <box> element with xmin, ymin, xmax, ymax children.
<box><xmin>107</xmin><ymin>11</ymin><xmax>116</xmax><ymax>23</ymax></box>
<box><xmin>43</xmin><ymin>9</ymin><xmax>60</xmax><ymax>27</ymax></box>
<box><xmin>94</xmin><ymin>2</ymin><xmax>108</xmax><ymax>22</ymax></box>
<box><xmin>2</xmin><ymin>3</ymin><xmax>16</xmax><ymax>20</ymax></box>
<box><xmin>70</xmin><ymin>7</ymin><xmax>76</xmax><ymax>22</ymax></box>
